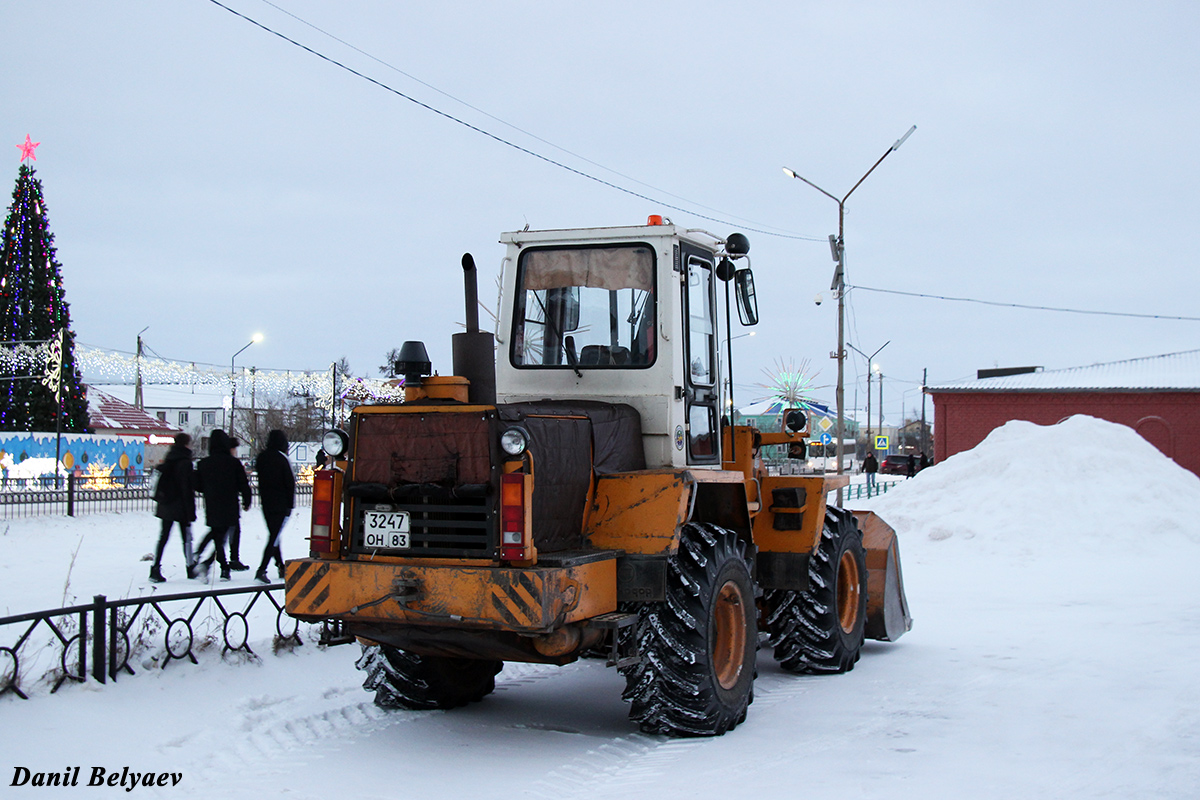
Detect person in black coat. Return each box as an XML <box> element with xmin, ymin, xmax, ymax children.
<box><xmin>225</xmin><ymin>436</ymin><xmax>250</xmax><ymax>572</ymax></box>
<box><xmin>193</xmin><ymin>429</ymin><xmax>252</xmax><ymax>580</ymax></box>
<box><xmin>863</xmin><ymin>451</ymin><xmax>879</xmax><ymax>491</ymax></box>
<box><xmin>149</xmin><ymin>433</ymin><xmax>197</xmax><ymax>582</ymax></box>
<box><xmin>254</xmin><ymin>429</ymin><xmax>296</xmax><ymax>583</ymax></box>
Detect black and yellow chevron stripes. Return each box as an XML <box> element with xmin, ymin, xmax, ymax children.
<box><xmin>488</xmin><ymin>572</ymin><xmax>544</xmax><ymax>628</ymax></box>
<box><xmin>285</xmin><ymin>560</ymin><xmax>332</xmax><ymax>615</ymax></box>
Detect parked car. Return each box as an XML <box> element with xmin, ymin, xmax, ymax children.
<box><xmin>879</xmin><ymin>453</ymin><xmax>916</xmax><ymax>475</ymax></box>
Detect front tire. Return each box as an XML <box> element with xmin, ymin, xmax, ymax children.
<box><xmin>764</xmin><ymin>509</ymin><xmax>867</xmax><ymax>674</ymax></box>
<box><xmin>620</xmin><ymin>523</ymin><xmax>757</xmax><ymax>737</ymax></box>
<box><xmin>356</xmin><ymin>644</ymin><xmax>502</xmax><ymax>710</ymax></box>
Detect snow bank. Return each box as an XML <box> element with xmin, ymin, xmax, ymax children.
<box><xmin>864</xmin><ymin>414</ymin><xmax>1200</xmax><ymax>551</ymax></box>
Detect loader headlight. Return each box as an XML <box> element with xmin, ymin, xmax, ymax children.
<box><xmin>322</xmin><ymin>429</ymin><xmax>349</xmax><ymax>458</ymax></box>
<box><xmin>500</xmin><ymin>427</ymin><xmax>529</xmax><ymax>456</ymax></box>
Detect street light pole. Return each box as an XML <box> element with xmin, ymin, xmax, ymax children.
<box><xmin>783</xmin><ymin>125</ymin><xmax>915</xmax><ymax>506</ymax></box>
<box><xmin>847</xmin><ymin>341</ymin><xmax>889</xmax><ymax>450</ymax></box>
<box><xmin>229</xmin><ymin>333</ymin><xmax>263</xmax><ymax>437</ymax></box>
<box><xmin>877</xmin><ymin>366</ymin><xmax>884</xmax><ymax>448</ymax></box>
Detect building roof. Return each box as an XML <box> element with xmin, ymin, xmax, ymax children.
<box><xmin>929</xmin><ymin>348</ymin><xmax>1200</xmax><ymax>392</ymax></box>
<box><xmin>87</xmin><ymin>387</ymin><xmax>180</xmax><ymax>434</ymax></box>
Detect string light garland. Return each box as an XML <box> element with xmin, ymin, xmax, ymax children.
<box><xmin>74</xmin><ymin>345</ymin><xmax>406</xmax><ymax>405</ymax></box>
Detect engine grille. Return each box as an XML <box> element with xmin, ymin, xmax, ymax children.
<box><xmin>353</xmin><ymin>494</ymin><xmax>495</xmax><ymax>557</ymax></box>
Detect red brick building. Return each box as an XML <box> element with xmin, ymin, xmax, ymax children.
<box><xmin>927</xmin><ymin>349</ymin><xmax>1200</xmax><ymax>478</ymax></box>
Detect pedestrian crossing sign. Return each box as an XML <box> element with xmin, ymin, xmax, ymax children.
<box><xmin>875</xmin><ymin>435</ymin><xmax>889</xmax><ymax>451</ymax></box>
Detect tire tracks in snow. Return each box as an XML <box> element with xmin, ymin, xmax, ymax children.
<box><xmin>524</xmin><ymin>659</ymin><xmax>884</xmax><ymax>798</ymax></box>
<box><xmin>180</xmin><ymin>657</ymin><xmax>572</xmax><ymax>784</ymax></box>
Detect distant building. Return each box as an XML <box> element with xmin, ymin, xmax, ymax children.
<box><xmin>927</xmin><ymin>349</ymin><xmax>1200</xmax><ymax>478</ymax></box>
<box><xmin>91</xmin><ymin>385</ymin><xmax>227</xmax><ymax>455</ymax></box>
<box><xmin>87</xmin><ymin>386</ymin><xmax>181</xmax><ymax>470</ymax></box>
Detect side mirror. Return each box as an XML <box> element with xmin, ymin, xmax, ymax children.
<box><xmin>783</xmin><ymin>408</ymin><xmax>807</xmax><ymax>434</ymax></box>
<box><xmin>788</xmin><ymin>442</ymin><xmax>807</xmax><ymax>460</ymax></box>
<box><xmin>734</xmin><ymin>268</ymin><xmax>758</xmax><ymax>326</ymax></box>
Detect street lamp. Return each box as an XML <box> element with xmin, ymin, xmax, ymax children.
<box><xmin>783</xmin><ymin>125</ymin><xmax>915</xmax><ymax>505</ymax></box>
<box><xmin>847</xmin><ymin>340</ymin><xmax>889</xmax><ymax>446</ymax></box>
<box><xmin>229</xmin><ymin>333</ymin><xmax>263</xmax><ymax>436</ymax></box>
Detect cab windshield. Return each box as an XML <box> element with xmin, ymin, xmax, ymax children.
<box><xmin>511</xmin><ymin>244</ymin><xmax>656</xmax><ymax>369</ymax></box>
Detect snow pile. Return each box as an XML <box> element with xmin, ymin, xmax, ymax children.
<box><xmin>4</xmin><ymin>457</ymin><xmax>66</xmax><ymax>482</ymax></box>
<box><xmin>865</xmin><ymin>414</ymin><xmax>1200</xmax><ymax>551</ymax></box>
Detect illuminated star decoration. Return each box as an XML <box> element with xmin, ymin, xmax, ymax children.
<box><xmin>17</xmin><ymin>135</ymin><xmax>40</xmax><ymax>162</ymax></box>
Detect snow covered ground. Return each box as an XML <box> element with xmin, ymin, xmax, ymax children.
<box><xmin>2</xmin><ymin>415</ymin><xmax>1199</xmax><ymax>798</ymax></box>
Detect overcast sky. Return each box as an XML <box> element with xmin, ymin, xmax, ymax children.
<box><xmin>4</xmin><ymin>1</ymin><xmax>1199</xmax><ymax>424</ymax></box>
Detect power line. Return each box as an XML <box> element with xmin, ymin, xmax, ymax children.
<box><xmin>206</xmin><ymin>0</ymin><xmax>823</xmax><ymax>241</ymax></box>
<box><xmin>848</xmin><ymin>284</ymin><xmax>1200</xmax><ymax>322</ymax></box>
<box><xmin>255</xmin><ymin>1</ymin><xmax>809</xmax><ymax>238</ymax></box>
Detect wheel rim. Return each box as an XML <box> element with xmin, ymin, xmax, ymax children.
<box><xmin>836</xmin><ymin>550</ymin><xmax>861</xmax><ymax>634</ymax></box>
<box><xmin>713</xmin><ymin>580</ymin><xmax>747</xmax><ymax>690</ymax></box>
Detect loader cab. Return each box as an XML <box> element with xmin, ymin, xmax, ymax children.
<box><xmin>497</xmin><ymin>222</ymin><xmax>755</xmax><ymax>469</ymax></box>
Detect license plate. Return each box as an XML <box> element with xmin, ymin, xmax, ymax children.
<box><xmin>362</xmin><ymin>510</ymin><xmax>411</xmax><ymax>550</ymax></box>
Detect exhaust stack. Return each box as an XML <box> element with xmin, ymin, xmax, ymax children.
<box><xmin>452</xmin><ymin>253</ymin><xmax>497</xmax><ymax>404</ymax></box>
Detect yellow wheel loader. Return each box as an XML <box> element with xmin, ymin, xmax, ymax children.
<box><xmin>285</xmin><ymin>220</ymin><xmax>911</xmax><ymax>736</ymax></box>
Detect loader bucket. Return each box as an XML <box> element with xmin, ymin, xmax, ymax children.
<box><xmin>851</xmin><ymin>510</ymin><xmax>913</xmax><ymax>642</ymax></box>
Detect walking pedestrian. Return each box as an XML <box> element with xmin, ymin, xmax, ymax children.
<box><xmin>863</xmin><ymin>450</ymin><xmax>878</xmax><ymax>491</ymax></box>
<box><xmin>193</xmin><ymin>429</ymin><xmax>251</xmax><ymax>581</ymax></box>
<box><xmin>254</xmin><ymin>429</ymin><xmax>295</xmax><ymax>584</ymax></box>
<box><xmin>226</xmin><ymin>436</ymin><xmax>250</xmax><ymax>571</ymax></box>
<box><xmin>149</xmin><ymin>433</ymin><xmax>196</xmax><ymax>583</ymax></box>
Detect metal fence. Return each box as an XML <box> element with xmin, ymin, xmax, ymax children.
<box><xmin>0</xmin><ymin>472</ymin><xmax>313</xmax><ymax>520</ymax></box>
<box><xmin>0</xmin><ymin>583</ymin><xmax>327</xmax><ymax>700</ymax></box>
<box><xmin>840</xmin><ymin>479</ymin><xmax>903</xmax><ymax>501</ymax></box>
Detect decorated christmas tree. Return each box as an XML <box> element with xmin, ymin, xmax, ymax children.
<box><xmin>0</xmin><ymin>137</ymin><xmax>88</xmax><ymax>432</ymax></box>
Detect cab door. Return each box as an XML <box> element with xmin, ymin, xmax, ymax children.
<box><xmin>681</xmin><ymin>243</ymin><xmax>720</xmax><ymax>465</ymax></box>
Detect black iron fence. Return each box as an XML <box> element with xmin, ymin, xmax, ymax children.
<box><xmin>0</xmin><ymin>472</ymin><xmax>313</xmax><ymax>520</ymax></box>
<box><xmin>0</xmin><ymin>583</ymin><xmax>326</xmax><ymax>700</ymax></box>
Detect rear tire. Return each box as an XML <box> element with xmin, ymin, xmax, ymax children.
<box><xmin>356</xmin><ymin>643</ymin><xmax>502</xmax><ymax>710</ymax></box>
<box><xmin>619</xmin><ymin>523</ymin><xmax>757</xmax><ymax>736</ymax></box>
<box><xmin>764</xmin><ymin>509</ymin><xmax>867</xmax><ymax>674</ymax></box>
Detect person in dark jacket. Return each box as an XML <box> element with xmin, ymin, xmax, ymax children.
<box><xmin>254</xmin><ymin>429</ymin><xmax>296</xmax><ymax>584</ymax></box>
<box><xmin>225</xmin><ymin>436</ymin><xmax>250</xmax><ymax>572</ymax></box>
<box><xmin>863</xmin><ymin>451</ymin><xmax>879</xmax><ymax>491</ymax></box>
<box><xmin>149</xmin><ymin>433</ymin><xmax>197</xmax><ymax>582</ymax></box>
<box><xmin>193</xmin><ymin>429</ymin><xmax>252</xmax><ymax>581</ymax></box>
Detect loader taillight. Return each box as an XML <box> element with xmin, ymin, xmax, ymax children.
<box><xmin>310</xmin><ymin>469</ymin><xmax>336</xmax><ymax>555</ymax></box>
<box><xmin>500</xmin><ymin>473</ymin><xmax>530</xmax><ymax>562</ymax></box>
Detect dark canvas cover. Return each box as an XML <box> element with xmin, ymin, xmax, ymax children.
<box><xmin>353</xmin><ymin>411</ymin><xmax>492</xmax><ymax>487</ymax></box>
<box><xmin>499</xmin><ymin>401</ymin><xmax>645</xmax><ymax>551</ymax></box>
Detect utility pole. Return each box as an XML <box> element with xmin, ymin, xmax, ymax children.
<box><xmin>134</xmin><ymin>326</ymin><xmax>149</xmax><ymax>410</ymax></box>
<box><xmin>921</xmin><ymin>367</ymin><xmax>928</xmax><ymax>457</ymax></box>
<box><xmin>250</xmin><ymin>365</ymin><xmax>257</xmax><ymax>451</ymax></box>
